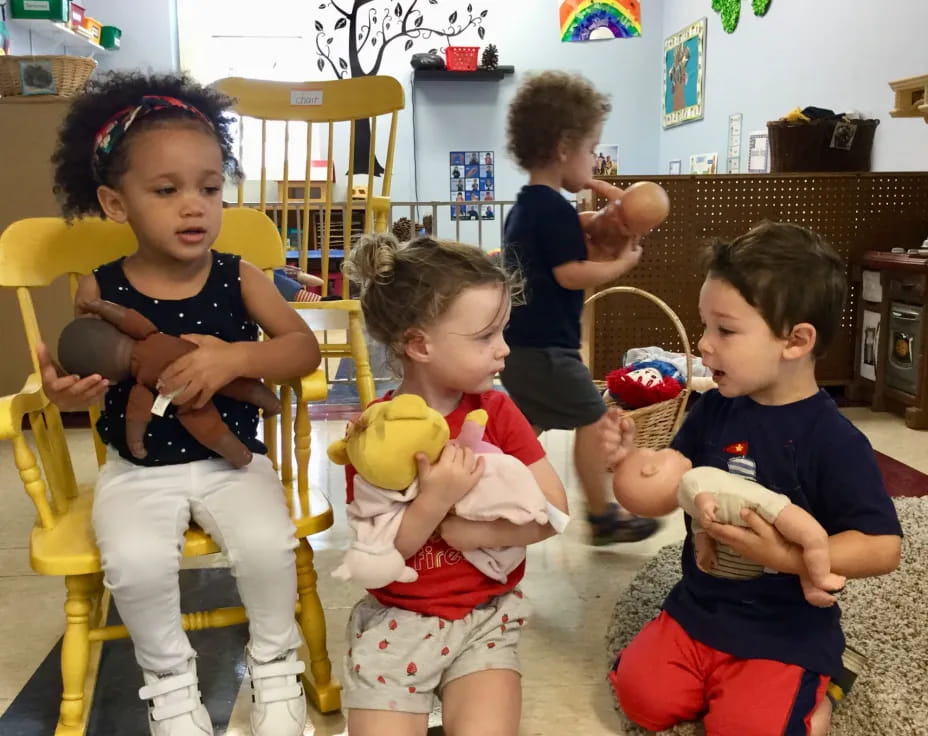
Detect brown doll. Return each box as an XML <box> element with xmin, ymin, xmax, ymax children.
<box><xmin>57</xmin><ymin>299</ymin><xmax>281</xmax><ymax>467</ymax></box>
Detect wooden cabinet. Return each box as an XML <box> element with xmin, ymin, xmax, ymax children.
<box><xmin>849</xmin><ymin>251</ymin><xmax>928</xmax><ymax>429</ymax></box>
<box><xmin>0</xmin><ymin>96</ymin><xmax>74</xmax><ymax>396</ymax></box>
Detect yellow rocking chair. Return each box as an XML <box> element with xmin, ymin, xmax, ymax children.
<box><xmin>214</xmin><ymin>75</ymin><xmax>406</xmax><ymax>409</ymax></box>
<box><xmin>0</xmin><ymin>207</ymin><xmax>340</xmax><ymax>735</ymax></box>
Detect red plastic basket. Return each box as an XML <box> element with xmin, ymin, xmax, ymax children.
<box><xmin>444</xmin><ymin>46</ymin><xmax>479</xmax><ymax>72</ymax></box>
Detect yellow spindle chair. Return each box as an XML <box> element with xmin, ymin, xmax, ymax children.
<box><xmin>0</xmin><ymin>207</ymin><xmax>340</xmax><ymax>736</ymax></box>
<box><xmin>214</xmin><ymin>75</ymin><xmax>406</xmax><ymax>409</ymax></box>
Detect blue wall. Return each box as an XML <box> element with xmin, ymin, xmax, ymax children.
<box><xmin>659</xmin><ymin>0</ymin><xmax>928</xmax><ymax>173</ymax></box>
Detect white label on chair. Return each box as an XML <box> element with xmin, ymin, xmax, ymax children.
<box><xmin>290</xmin><ymin>89</ymin><xmax>323</xmax><ymax>106</ymax></box>
<box><xmin>152</xmin><ymin>387</ymin><xmax>185</xmax><ymax>417</ymax></box>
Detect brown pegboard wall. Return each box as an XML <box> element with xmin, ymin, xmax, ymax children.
<box><xmin>589</xmin><ymin>173</ymin><xmax>928</xmax><ymax>383</ymax></box>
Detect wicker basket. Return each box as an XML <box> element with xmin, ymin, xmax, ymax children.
<box><xmin>0</xmin><ymin>55</ymin><xmax>96</xmax><ymax>98</ymax></box>
<box><xmin>585</xmin><ymin>286</ymin><xmax>692</xmax><ymax>450</ymax></box>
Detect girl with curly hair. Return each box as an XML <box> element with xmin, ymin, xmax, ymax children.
<box><xmin>38</xmin><ymin>71</ymin><xmax>320</xmax><ymax>736</ymax></box>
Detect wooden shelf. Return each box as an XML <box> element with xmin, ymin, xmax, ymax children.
<box><xmin>12</xmin><ymin>19</ymin><xmax>109</xmax><ymax>55</ymax></box>
<box><xmin>413</xmin><ymin>65</ymin><xmax>514</xmax><ymax>82</ymax></box>
<box><xmin>888</xmin><ymin>74</ymin><xmax>928</xmax><ymax>122</ymax></box>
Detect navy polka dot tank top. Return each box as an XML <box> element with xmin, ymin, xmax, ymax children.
<box><xmin>93</xmin><ymin>251</ymin><xmax>268</xmax><ymax>466</ymax></box>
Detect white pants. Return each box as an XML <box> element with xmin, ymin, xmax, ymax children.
<box><xmin>92</xmin><ymin>451</ymin><xmax>302</xmax><ymax>674</ymax></box>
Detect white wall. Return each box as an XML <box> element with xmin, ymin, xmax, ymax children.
<box><xmin>659</xmin><ymin>0</ymin><xmax>928</xmax><ymax>173</ymax></box>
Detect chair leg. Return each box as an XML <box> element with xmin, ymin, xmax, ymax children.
<box><xmin>348</xmin><ymin>312</ymin><xmax>376</xmax><ymax>408</ymax></box>
<box><xmin>56</xmin><ymin>574</ymin><xmax>96</xmax><ymax>736</ymax></box>
<box><xmin>295</xmin><ymin>538</ymin><xmax>341</xmax><ymax>713</ymax></box>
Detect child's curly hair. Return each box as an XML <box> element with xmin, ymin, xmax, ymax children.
<box><xmin>344</xmin><ymin>233</ymin><xmax>519</xmax><ymax>370</ymax></box>
<box><xmin>52</xmin><ymin>71</ymin><xmax>243</xmax><ymax>219</ymax></box>
<box><xmin>507</xmin><ymin>71</ymin><xmax>610</xmax><ymax>171</ymax></box>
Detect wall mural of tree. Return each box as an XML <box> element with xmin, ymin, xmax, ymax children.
<box><xmin>314</xmin><ymin>0</ymin><xmax>490</xmax><ymax>174</ymax></box>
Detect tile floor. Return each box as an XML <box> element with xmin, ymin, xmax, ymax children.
<box><xmin>0</xmin><ymin>405</ymin><xmax>924</xmax><ymax>735</ymax></box>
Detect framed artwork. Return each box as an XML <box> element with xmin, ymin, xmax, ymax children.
<box><xmin>662</xmin><ymin>18</ymin><xmax>706</xmax><ymax>129</ymax></box>
<box><xmin>747</xmin><ymin>131</ymin><xmax>770</xmax><ymax>173</ymax></box>
<box><xmin>668</xmin><ymin>159</ymin><xmax>682</xmax><ymax>175</ymax></box>
<box><xmin>689</xmin><ymin>152</ymin><xmax>718</xmax><ymax>175</ymax></box>
<box><xmin>450</xmin><ymin>151</ymin><xmax>494</xmax><ymax>220</ymax></box>
<box><xmin>559</xmin><ymin>0</ymin><xmax>642</xmax><ymax>42</ymax></box>
<box><xmin>592</xmin><ymin>144</ymin><xmax>619</xmax><ymax>176</ymax></box>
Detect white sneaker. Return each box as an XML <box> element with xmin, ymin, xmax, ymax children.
<box><xmin>138</xmin><ymin>658</ymin><xmax>213</xmax><ymax>736</ymax></box>
<box><xmin>247</xmin><ymin>649</ymin><xmax>307</xmax><ymax>736</ymax></box>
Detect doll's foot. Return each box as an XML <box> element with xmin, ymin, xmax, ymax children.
<box><xmin>818</xmin><ymin>572</ymin><xmax>847</xmax><ymax>593</ymax></box>
<box><xmin>800</xmin><ymin>574</ymin><xmax>843</xmax><ymax>607</ymax></box>
<box><xmin>212</xmin><ymin>435</ymin><xmax>253</xmax><ymax>468</ymax></box>
<box><xmin>588</xmin><ymin>503</ymin><xmax>658</xmax><ymax>545</ymax></box>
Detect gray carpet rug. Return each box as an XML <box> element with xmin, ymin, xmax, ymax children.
<box><xmin>605</xmin><ymin>497</ymin><xmax>928</xmax><ymax>736</ymax></box>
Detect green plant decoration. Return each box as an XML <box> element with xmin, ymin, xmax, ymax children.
<box><xmin>711</xmin><ymin>0</ymin><xmax>772</xmax><ymax>33</ymax></box>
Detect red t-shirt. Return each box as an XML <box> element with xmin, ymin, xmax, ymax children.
<box><xmin>345</xmin><ymin>390</ymin><xmax>546</xmax><ymax>620</ymax></box>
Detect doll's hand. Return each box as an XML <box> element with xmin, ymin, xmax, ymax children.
<box><xmin>37</xmin><ymin>342</ymin><xmax>108</xmax><ymax>412</ymax></box>
<box><xmin>693</xmin><ymin>492</ymin><xmax>719</xmax><ymax>526</ymax></box>
<box><xmin>157</xmin><ymin>334</ymin><xmax>241</xmax><ymax>409</ymax></box>
<box><xmin>416</xmin><ymin>444</ymin><xmax>485</xmax><ymax>509</ymax></box>
<box><xmin>601</xmin><ymin>406</ymin><xmax>637</xmax><ymax>469</ymax></box>
<box><xmin>704</xmin><ymin>508</ymin><xmax>802</xmax><ymax>575</ymax></box>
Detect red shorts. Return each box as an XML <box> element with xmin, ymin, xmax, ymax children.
<box><xmin>609</xmin><ymin>611</ymin><xmax>829</xmax><ymax>736</ymax></box>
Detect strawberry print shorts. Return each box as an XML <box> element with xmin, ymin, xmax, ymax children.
<box><xmin>342</xmin><ymin>590</ymin><xmax>530</xmax><ymax>714</ymax></box>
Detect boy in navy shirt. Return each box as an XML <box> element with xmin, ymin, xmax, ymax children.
<box><xmin>501</xmin><ymin>71</ymin><xmax>657</xmax><ymax>544</ymax></box>
<box><xmin>604</xmin><ymin>222</ymin><xmax>902</xmax><ymax>735</ymax></box>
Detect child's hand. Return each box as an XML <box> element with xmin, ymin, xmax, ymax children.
<box><xmin>36</xmin><ymin>342</ymin><xmax>108</xmax><ymax>411</ymax></box>
<box><xmin>157</xmin><ymin>334</ymin><xmax>241</xmax><ymax>409</ymax></box>
<box><xmin>582</xmin><ymin>179</ymin><xmax>630</xmax><ymax>247</ymax></box>
<box><xmin>601</xmin><ymin>407</ymin><xmax>636</xmax><ymax>468</ymax></box>
<box><xmin>704</xmin><ymin>508</ymin><xmax>801</xmax><ymax>574</ymax></box>
<box><xmin>416</xmin><ymin>444</ymin><xmax>485</xmax><ymax>508</ymax></box>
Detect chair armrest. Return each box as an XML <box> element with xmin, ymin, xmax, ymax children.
<box><xmin>0</xmin><ymin>374</ymin><xmax>49</xmax><ymax>440</ymax></box>
<box><xmin>289</xmin><ymin>369</ymin><xmax>328</xmax><ymax>403</ymax></box>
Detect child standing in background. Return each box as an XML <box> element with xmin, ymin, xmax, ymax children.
<box><xmin>500</xmin><ymin>71</ymin><xmax>657</xmax><ymax>545</ymax></box>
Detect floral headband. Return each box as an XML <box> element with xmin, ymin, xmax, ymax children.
<box><xmin>91</xmin><ymin>95</ymin><xmax>214</xmax><ymax>182</ymax></box>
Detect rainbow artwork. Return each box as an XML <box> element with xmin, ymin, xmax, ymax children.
<box><xmin>559</xmin><ymin>0</ymin><xmax>642</xmax><ymax>42</ymax></box>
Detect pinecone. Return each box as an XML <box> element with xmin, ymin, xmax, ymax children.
<box><xmin>480</xmin><ymin>44</ymin><xmax>499</xmax><ymax>71</ymax></box>
<box><xmin>391</xmin><ymin>217</ymin><xmax>413</xmax><ymax>242</ymax></box>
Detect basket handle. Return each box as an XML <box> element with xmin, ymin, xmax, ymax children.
<box><xmin>584</xmin><ymin>286</ymin><xmax>694</xmax><ymax>389</ymax></box>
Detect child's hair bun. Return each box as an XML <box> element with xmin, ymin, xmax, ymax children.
<box><xmin>344</xmin><ymin>233</ymin><xmax>400</xmax><ymax>289</ymax></box>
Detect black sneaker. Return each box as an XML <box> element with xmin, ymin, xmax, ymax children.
<box><xmin>588</xmin><ymin>503</ymin><xmax>658</xmax><ymax>545</ymax></box>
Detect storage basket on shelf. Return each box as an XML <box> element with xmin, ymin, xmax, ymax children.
<box><xmin>585</xmin><ymin>286</ymin><xmax>692</xmax><ymax>450</ymax></box>
<box><xmin>0</xmin><ymin>54</ymin><xmax>96</xmax><ymax>97</ymax></box>
<box><xmin>443</xmin><ymin>46</ymin><xmax>479</xmax><ymax>71</ymax></box>
<box><xmin>767</xmin><ymin>118</ymin><xmax>879</xmax><ymax>173</ymax></box>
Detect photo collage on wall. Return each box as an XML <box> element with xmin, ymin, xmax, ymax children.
<box><xmin>450</xmin><ymin>151</ymin><xmax>495</xmax><ymax>220</ymax></box>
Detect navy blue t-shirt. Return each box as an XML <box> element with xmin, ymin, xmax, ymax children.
<box><xmin>503</xmin><ymin>185</ymin><xmax>587</xmax><ymax>350</ymax></box>
<box><xmin>94</xmin><ymin>251</ymin><xmax>267</xmax><ymax>466</ymax></box>
<box><xmin>664</xmin><ymin>389</ymin><xmax>902</xmax><ymax>678</ymax></box>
